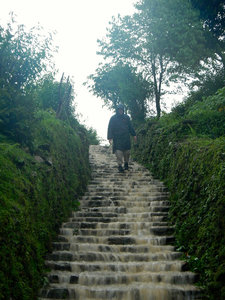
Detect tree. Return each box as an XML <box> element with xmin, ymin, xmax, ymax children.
<box><xmin>86</xmin><ymin>127</ymin><xmax>100</xmax><ymax>145</ymax></box>
<box><xmin>34</xmin><ymin>73</ymin><xmax>76</xmax><ymax>125</ymax></box>
<box><xmin>191</xmin><ymin>0</ymin><xmax>225</xmax><ymax>39</ymax></box>
<box><xmin>97</xmin><ymin>0</ymin><xmax>212</xmax><ymax>118</ymax></box>
<box><xmin>190</xmin><ymin>0</ymin><xmax>225</xmax><ymax>69</ymax></box>
<box><xmin>0</xmin><ymin>14</ymin><xmax>56</xmax><ymax>144</ymax></box>
<box><xmin>87</xmin><ymin>63</ymin><xmax>152</xmax><ymax>124</ymax></box>
<box><xmin>0</xmin><ymin>13</ymin><xmax>56</xmax><ymax>92</ymax></box>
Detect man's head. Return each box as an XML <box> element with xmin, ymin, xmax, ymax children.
<box><xmin>117</xmin><ymin>103</ymin><xmax>125</xmax><ymax>115</ymax></box>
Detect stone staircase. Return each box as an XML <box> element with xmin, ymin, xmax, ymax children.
<box><xmin>39</xmin><ymin>145</ymin><xmax>201</xmax><ymax>300</ymax></box>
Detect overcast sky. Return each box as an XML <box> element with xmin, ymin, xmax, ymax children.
<box><xmin>1</xmin><ymin>0</ymin><xmax>136</xmax><ymax>143</ymax></box>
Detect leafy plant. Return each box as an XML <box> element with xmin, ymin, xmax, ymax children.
<box><xmin>132</xmin><ymin>85</ymin><xmax>225</xmax><ymax>299</ymax></box>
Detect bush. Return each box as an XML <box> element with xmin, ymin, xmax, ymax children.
<box><xmin>132</xmin><ymin>86</ymin><xmax>225</xmax><ymax>299</ymax></box>
<box><xmin>0</xmin><ymin>111</ymin><xmax>90</xmax><ymax>300</ymax></box>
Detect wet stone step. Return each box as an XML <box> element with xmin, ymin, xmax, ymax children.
<box><xmin>46</xmin><ymin>270</ymin><xmax>197</xmax><ymax>286</ymax></box>
<box><xmin>64</xmin><ymin>226</ymin><xmax>174</xmax><ymax>236</ymax></box>
<box><xmin>81</xmin><ymin>198</ymin><xmax>160</xmax><ymax>205</ymax></box>
<box><xmin>45</xmin><ymin>261</ymin><xmax>72</xmax><ymax>272</ymax></box>
<box><xmin>149</xmin><ymin>200</ymin><xmax>170</xmax><ymax>206</ymax></box>
<box><xmin>52</xmin><ymin>242</ymin><xmax>70</xmax><ymax>251</ymax></box>
<box><xmin>82</xmin><ymin>200</ymin><xmax>120</xmax><ymax>207</ymax></box>
<box><xmin>117</xmin><ymin>244</ymin><xmax>175</xmax><ymax>253</ymax></box>
<box><xmin>73</xmin><ymin>212</ymin><xmax>169</xmax><ymax>220</ymax></box>
<box><xmin>108</xmin><ymin>236</ymin><xmax>135</xmax><ymax>245</ymax></box>
<box><xmin>79</xmin><ymin>207</ymin><xmax>127</xmax><ymax>213</ymax></box>
<box><xmin>45</xmin><ymin>260</ymin><xmax>186</xmax><ymax>273</ymax></box>
<box><xmin>46</xmin><ymin>251</ymin><xmax>182</xmax><ymax>263</ymax></box>
<box><xmin>70</xmin><ymin>217</ymin><xmax>113</xmax><ymax>223</ymax></box>
<box><xmin>86</xmin><ymin>188</ymin><xmax>168</xmax><ymax>195</ymax></box>
<box><xmin>40</xmin><ymin>283</ymin><xmax>201</xmax><ymax>300</ymax></box>
<box><xmin>39</xmin><ymin>287</ymin><xmax>72</xmax><ymax>299</ymax></box>
<box><xmin>54</xmin><ymin>236</ymin><xmax>69</xmax><ymax>243</ymax></box>
<box><xmin>150</xmin><ymin>206</ymin><xmax>170</xmax><ymax>212</ymax></box>
<box><xmin>40</xmin><ymin>145</ymin><xmax>201</xmax><ymax>299</ymax></box>
<box><xmin>47</xmin><ymin>273</ymin><xmax>79</xmax><ymax>284</ymax></box>
<box><xmin>150</xmin><ymin>226</ymin><xmax>174</xmax><ymax>235</ymax></box>
<box><xmin>77</xmin><ymin>271</ymin><xmax>198</xmax><ymax>285</ymax></box>
<box><xmin>70</xmin><ymin>215</ymin><xmax>168</xmax><ymax>223</ymax></box>
<box><xmin>73</xmin><ymin>229</ymin><xmax>131</xmax><ymax>236</ymax></box>
<box><xmin>69</xmin><ymin>243</ymin><xmax>175</xmax><ymax>253</ymax></box>
<box><xmin>88</xmin><ymin>221</ymin><xmax>170</xmax><ymax>229</ymax></box>
<box><xmin>67</xmin><ymin>234</ymin><xmax>175</xmax><ymax>245</ymax></box>
<box><xmin>74</xmin><ymin>212</ymin><xmax>119</xmax><ymax>218</ymax></box>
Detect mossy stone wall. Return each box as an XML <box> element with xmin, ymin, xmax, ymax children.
<box><xmin>0</xmin><ymin>111</ymin><xmax>90</xmax><ymax>300</ymax></box>
<box><xmin>132</xmin><ymin>121</ymin><xmax>225</xmax><ymax>299</ymax></box>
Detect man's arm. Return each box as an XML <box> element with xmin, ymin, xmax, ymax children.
<box><xmin>107</xmin><ymin>117</ymin><xmax>114</xmax><ymax>143</ymax></box>
<box><xmin>126</xmin><ymin>115</ymin><xmax>137</xmax><ymax>143</ymax></box>
<box><xmin>127</xmin><ymin>115</ymin><xmax>136</xmax><ymax>136</ymax></box>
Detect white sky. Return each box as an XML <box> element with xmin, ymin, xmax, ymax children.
<box><xmin>1</xmin><ymin>0</ymin><xmax>136</xmax><ymax>143</ymax></box>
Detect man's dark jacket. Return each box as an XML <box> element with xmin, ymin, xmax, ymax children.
<box><xmin>107</xmin><ymin>112</ymin><xmax>136</xmax><ymax>153</ymax></box>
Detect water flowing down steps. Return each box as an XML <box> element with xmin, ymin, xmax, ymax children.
<box><xmin>39</xmin><ymin>145</ymin><xmax>201</xmax><ymax>300</ymax></box>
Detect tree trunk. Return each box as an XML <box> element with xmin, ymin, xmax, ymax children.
<box><xmin>155</xmin><ymin>92</ymin><xmax>161</xmax><ymax>119</ymax></box>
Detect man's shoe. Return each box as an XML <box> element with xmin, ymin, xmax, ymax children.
<box><xmin>118</xmin><ymin>165</ymin><xmax>124</xmax><ymax>173</ymax></box>
<box><xmin>124</xmin><ymin>162</ymin><xmax>129</xmax><ymax>170</ymax></box>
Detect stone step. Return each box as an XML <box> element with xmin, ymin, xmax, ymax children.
<box><xmin>60</xmin><ymin>228</ymin><xmax>132</xmax><ymax>236</ymax></box>
<box><xmin>39</xmin><ymin>283</ymin><xmax>201</xmax><ymax>300</ymax></box>
<box><xmin>87</xmin><ymin>207</ymin><xmax>168</xmax><ymax>213</ymax></box>
<box><xmin>52</xmin><ymin>242</ymin><xmax>71</xmax><ymax>251</ymax></box>
<box><xmin>126</xmin><ymin>206</ymin><xmax>170</xmax><ymax>213</ymax></box>
<box><xmin>40</xmin><ymin>145</ymin><xmax>201</xmax><ymax>299</ymax></box>
<box><xmin>72</xmin><ymin>211</ymin><xmax>169</xmax><ymax>218</ymax></box>
<box><xmin>65</xmin><ymin>243</ymin><xmax>176</xmax><ymax>253</ymax></box>
<box><xmin>81</xmin><ymin>195</ymin><xmax>170</xmax><ymax>201</ymax></box>
<box><xmin>82</xmin><ymin>193</ymin><xmax>169</xmax><ymax>199</ymax></box>
<box><xmin>87</xmin><ymin>187</ymin><xmax>168</xmax><ymax>193</ymax></box>
<box><xmin>62</xmin><ymin>221</ymin><xmax>170</xmax><ymax>229</ymax></box>
<box><xmin>80</xmin><ymin>201</ymin><xmax>170</xmax><ymax>209</ymax></box>
<box><xmin>77</xmin><ymin>207</ymin><xmax>169</xmax><ymax>215</ymax></box>
<box><xmin>39</xmin><ymin>282</ymin><xmax>201</xmax><ymax>300</ymax></box>
<box><xmin>90</xmin><ymin>176</ymin><xmax>165</xmax><ymax>182</ymax></box>
<box><xmin>46</xmin><ymin>270</ymin><xmax>198</xmax><ymax>285</ymax></box>
<box><xmin>45</xmin><ymin>260</ymin><xmax>187</xmax><ymax>273</ymax></box>
<box><xmin>46</xmin><ymin>250</ymin><xmax>182</xmax><ymax>262</ymax></box>
<box><xmin>68</xmin><ymin>235</ymin><xmax>175</xmax><ymax>245</ymax></box>
<box><xmin>69</xmin><ymin>215</ymin><xmax>168</xmax><ymax>223</ymax></box>
<box><xmin>59</xmin><ymin>226</ymin><xmax>174</xmax><ymax>237</ymax></box>
<box><xmin>79</xmin><ymin>207</ymin><xmax>127</xmax><ymax>214</ymax></box>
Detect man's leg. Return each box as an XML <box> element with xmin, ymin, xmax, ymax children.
<box><xmin>115</xmin><ymin>150</ymin><xmax>124</xmax><ymax>172</ymax></box>
<box><xmin>124</xmin><ymin>150</ymin><xmax>130</xmax><ymax>170</ymax></box>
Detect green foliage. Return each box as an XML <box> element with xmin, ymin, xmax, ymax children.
<box><xmin>34</xmin><ymin>73</ymin><xmax>75</xmax><ymax>123</ymax></box>
<box><xmin>0</xmin><ymin>16</ymin><xmax>56</xmax><ymax>147</ymax></box>
<box><xmin>190</xmin><ymin>0</ymin><xmax>225</xmax><ymax>40</ymax></box>
<box><xmin>87</xmin><ymin>63</ymin><xmax>151</xmax><ymax>124</ymax></box>
<box><xmin>132</xmin><ymin>86</ymin><xmax>225</xmax><ymax>299</ymax></box>
<box><xmin>0</xmin><ymin>92</ymin><xmax>36</xmax><ymax>146</ymax></box>
<box><xmin>0</xmin><ymin>111</ymin><xmax>90</xmax><ymax>300</ymax></box>
<box><xmin>96</xmin><ymin>0</ymin><xmax>213</xmax><ymax>118</ymax></box>
<box><xmin>169</xmin><ymin>86</ymin><xmax>225</xmax><ymax>139</ymax></box>
<box><xmin>33</xmin><ymin>74</ymin><xmax>60</xmax><ymax>111</ymax></box>
<box><xmin>0</xmin><ymin>14</ymin><xmax>55</xmax><ymax>92</ymax></box>
<box><xmin>0</xmin><ymin>15</ymin><xmax>96</xmax><ymax>300</ymax></box>
<box><xmin>135</xmin><ymin>0</ymin><xmax>210</xmax><ymax>67</ymax></box>
<box><xmin>86</xmin><ymin>127</ymin><xmax>100</xmax><ymax>145</ymax></box>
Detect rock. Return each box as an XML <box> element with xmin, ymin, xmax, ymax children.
<box><xmin>34</xmin><ymin>155</ymin><xmax>44</xmax><ymax>163</ymax></box>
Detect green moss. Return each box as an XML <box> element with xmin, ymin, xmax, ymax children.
<box><xmin>0</xmin><ymin>111</ymin><xmax>90</xmax><ymax>300</ymax></box>
<box><xmin>132</xmin><ymin>90</ymin><xmax>225</xmax><ymax>299</ymax></box>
